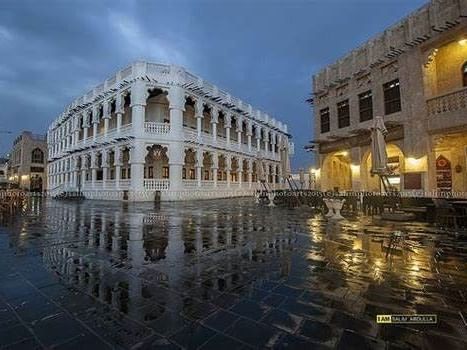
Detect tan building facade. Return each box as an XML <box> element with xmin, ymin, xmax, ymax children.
<box><xmin>311</xmin><ymin>0</ymin><xmax>467</xmax><ymax>194</ymax></box>
<box><xmin>8</xmin><ymin>131</ymin><xmax>48</xmax><ymax>191</ymax></box>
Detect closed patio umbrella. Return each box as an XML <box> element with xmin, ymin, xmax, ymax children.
<box><xmin>370</xmin><ymin>116</ymin><xmax>388</xmax><ymax>175</ymax></box>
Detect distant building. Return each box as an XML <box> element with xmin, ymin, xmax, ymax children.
<box><xmin>0</xmin><ymin>157</ymin><xmax>9</xmax><ymax>187</ymax></box>
<box><xmin>310</xmin><ymin>0</ymin><xmax>467</xmax><ymax>194</ymax></box>
<box><xmin>8</xmin><ymin>131</ymin><xmax>47</xmax><ymax>191</ymax></box>
<box><xmin>47</xmin><ymin>61</ymin><xmax>293</xmax><ymax>201</ymax></box>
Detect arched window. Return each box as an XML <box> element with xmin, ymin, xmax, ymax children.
<box><xmin>31</xmin><ymin>148</ymin><xmax>44</xmax><ymax>164</ymax></box>
<box><xmin>463</xmin><ymin>62</ymin><xmax>467</xmax><ymax>87</ymax></box>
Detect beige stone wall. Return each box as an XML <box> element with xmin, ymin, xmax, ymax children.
<box><xmin>312</xmin><ymin>0</ymin><xmax>467</xmax><ymax>194</ymax></box>
<box><xmin>425</xmin><ymin>39</ymin><xmax>467</xmax><ymax>96</ymax></box>
<box><xmin>8</xmin><ymin>132</ymin><xmax>48</xmax><ymax>190</ymax></box>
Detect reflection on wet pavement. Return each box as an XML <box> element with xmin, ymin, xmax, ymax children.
<box><xmin>0</xmin><ymin>197</ymin><xmax>466</xmax><ymax>349</ymax></box>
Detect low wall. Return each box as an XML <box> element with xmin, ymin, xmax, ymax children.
<box><xmin>77</xmin><ymin>189</ymin><xmax>255</xmax><ymax>201</ymax></box>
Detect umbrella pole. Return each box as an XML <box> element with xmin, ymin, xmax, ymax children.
<box><xmin>379</xmin><ymin>175</ymin><xmax>388</xmax><ymax>193</ymax></box>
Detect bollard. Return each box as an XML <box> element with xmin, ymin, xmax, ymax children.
<box><xmin>154</xmin><ymin>191</ymin><xmax>161</xmax><ymax>204</ymax></box>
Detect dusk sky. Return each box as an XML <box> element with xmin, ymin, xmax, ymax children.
<box><xmin>0</xmin><ymin>0</ymin><xmax>427</xmax><ymax>170</ymax></box>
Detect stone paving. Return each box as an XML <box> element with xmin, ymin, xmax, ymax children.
<box><xmin>0</xmin><ymin>197</ymin><xmax>466</xmax><ymax>349</ymax></box>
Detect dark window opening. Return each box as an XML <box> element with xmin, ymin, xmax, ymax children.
<box><xmin>320</xmin><ymin>108</ymin><xmax>330</xmax><ymax>133</ymax></box>
<box><xmin>359</xmin><ymin>90</ymin><xmax>373</xmax><ymax>122</ymax></box>
<box><xmin>337</xmin><ymin>100</ymin><xmax>350</xmax><ymax>128</ymax></box>
<box><xmin>383</xmin><ymin>79</ymin><xmax>401</xmax><ymax>115</ymax></box>
<box><xmin>31</xmin><ymin>148</ymin><xmax>44</xmax><ymax>164</ymax></box>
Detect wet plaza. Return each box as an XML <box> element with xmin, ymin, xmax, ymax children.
<box><xmin>0</xmin><ymin>198</ymin><xmax>466</xmax><ymax>349</ymax></box>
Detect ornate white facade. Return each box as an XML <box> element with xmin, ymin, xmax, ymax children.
<box><xmin>47</xmin><ymin>61</ymin><xmax>293</xmax><ymax>201</ymax></box>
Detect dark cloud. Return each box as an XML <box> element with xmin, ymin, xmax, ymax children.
<box><xmin>0</xmin><ymin>0</ymin><xmax>426</xmax><ymax>169</ymax></box>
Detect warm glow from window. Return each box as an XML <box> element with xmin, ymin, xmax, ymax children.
<box><xmin>406</xmin><ymin>156</ymin><xmax>427</xmax><ymax>171</ymax></box>
<box><xmin>337</xmin><ymin>151</ymin><xmax>349</xmax><ymax>157</ymax></box>
<box><xmin>309</xmin><ymin>168</ymin><xmax>320</xmax><ymax>178</ymax></box>
<box><xmin>350</xmin><ymin>164</ymin><xmax>360</xmax><ymax>175</ymax></box>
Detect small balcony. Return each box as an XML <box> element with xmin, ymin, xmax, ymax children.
<box><xmin>427</xmin><ymin>86</ymin><xmax>467</xmax><ymax>132</ymax></box>
<box><xmin>144</xmin><ymin>122</ymin><xmax>170</xmax><ymax>134</ymax></box>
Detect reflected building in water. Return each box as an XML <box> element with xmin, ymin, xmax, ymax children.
<box><xmin>40</xmin><ymin>200</ymin><xmax>297</xmax><ymax>318</ymax></box>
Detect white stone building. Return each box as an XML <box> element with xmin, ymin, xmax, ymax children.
<box><xmin>47</xmin><ymin>61</ymin><xmax>293</xmax><ymax>201</ymax></box>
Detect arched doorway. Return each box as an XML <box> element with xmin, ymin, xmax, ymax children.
<box><xmin>361</xmin><ymin>144</ymin><xmax>404</xmax><ymax>191</ymax></box>
<box><xmin>30</xmin><ymin>175</ymin><xmax>43</xmax><ymax>192</ymax></box>
<box><xmin>183</xmin><ymin>149</ymin><xmax>196</xmax><ymax>180</ymax></box>
<box><xmin>145</xmin><ymin>89</ymin><xmax>169</xmax><ymax>123</ymax></box>
<box><xmin>144</xmin><ymin>145</ymin><xmax>169</xmax><ymax>179</ymax></box>
<box><xmin>321</xmin><ymin>151</ymin><xmax>352</xmax><ymax>191</ymax></box>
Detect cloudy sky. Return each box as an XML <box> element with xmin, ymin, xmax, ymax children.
<box><xmin>0</xmin><ymin>0</ymin><xmax>426</xmax><ymax>169</ymax></box>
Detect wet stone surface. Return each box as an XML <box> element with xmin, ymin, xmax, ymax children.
<box><xmin>0</xmin><ymin>197</ymin><xmax>466</xmax><ymax>349</ymax></box>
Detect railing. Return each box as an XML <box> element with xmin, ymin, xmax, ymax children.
<box><xmin>144</xmin><ymin>122</ymin><xmax>170</xmax><ymax>134</ymax></box>
<box><xmin>427</xmin><ymin>87</ymin><xmax>467</xmax><ymax>117</ymax></box>
<box><xmin>217</xmin><ymin>180</ymin><xmax>228</xmax><ymax>187</ymax></box>
<box><xmin>201</xmin><ymin>180</ymin><xmax>215</xmax><ymax>188</ymax></box>
<box><xmin>182</xmin><ymin>179</ymin><xmax>198</xmax><ymax>188</ymax></box>
<box><xmin>184</xmin><ymin>129</ymin><xmax>198</xmax><ymax>142</ymax></box>
<box><xmin>119</xmin><ymin>179</ymin><xmax>130</xmax><ymax>189</ymax></box>
<box><xmin>143</xmin><ymin>179</ymin><xmax>170</xmax><ymax>191</ymax></box>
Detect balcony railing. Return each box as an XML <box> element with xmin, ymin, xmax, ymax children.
<box><xmin>143</xmin><ymin>179</ymin><xmax>170</xmax><ymax>191</ymax></box>
<box><xmin>427</xmin><ymin>87</ymin><xmax>467</xmax><ymax>117</ymax></box>
<box><xmin>144</xmin><ymin>122</ymin><xmax>170</xmax><ymax>134</ymax></box>
<box><xmin>182</xmin><ymin>179</ymin><xmax>198</xmax><ymax>188</ymax></box>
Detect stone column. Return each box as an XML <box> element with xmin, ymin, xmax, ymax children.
<box><xmin>83</xmin><ymin>113</ymin><xmax>90</xmax><ymax>143</ymax></box>
<box><xmin>102</xmin><ymin>151</ymin><xmax>108</xmax><ymax>189</ymax></box>
<box><xmin>115</xmin><ymin>146</ymin><xmax>122</xmax><ymax>190</ymax></box>
<box><xmin>131</xmin><ymin>81</ymin><xmax>147</xmax><ymax>138</ymax></box>
<box><xmin>271</xmin><ymin>165</ymin><xmax>276</xmax><ymax>188</ymax></box>
<box><xmin>168</xmin><ymin>143</ymin><xmax>184</xmax><ymax>192</ymax></box>
<box><xmin>271</xmin><ymin>133</ymin><xmax>277</xmax><ymax>158</ymax></box>
<box><xmin>70</xmin><ymin>129</ymin><xmax>75</xmax><ymax>148</ymax></box>
<box><xmin>225</xmin><ymin>114</ymin><xmax>231</xmax><ymax>147</ymax></box>
<box><xmin>255</xmin><ymin>126</ymin><xmax>261</xmax><ymax>152</ymax></box>
<box><xmin>350</xmin><ymin>147</ymin><xmax>362</xmax><ymax>191</ymax></box>
<box><xmin>238</xmin><ymin>157</ymin><xmax>243</xmax><ymax>188</ymax></box>
<box><xmin>92</xmin><ymin>106</ymin><xmax>99</xmax><ymax>141</ymax></box>
<box><xmin>211</xmin><ymin>107</ymin><xmax>218</xmax><ymax>142</ymax></box>
<box><xmin>81</xmin><ymin>155</ymin><xmax>87</xmax><ymax>189</ymax></box>
<box><xmin>116</xmin><ymin>112</ymin><xmax>123</xmax><ymax>132</ymax></box>
<box><xmin>168</xmin><ymin>86</ymin><xmax>185</xmax><ymax>139</ymax></box>
<box><xmin>265</xmin><ymin>162</ymin><xmax>270</xmax><ymax>184</ymax></box>
<box><xmin>116</xmin><ymin>93</ymin><xmax>124</xmax><ymax>133</ymax></box>
<box><xmin>236</xmin><ymin>117</ymin><xmax>243</xmax><ymax>150</ymax></box>
<box><xmin>103</xmin><ymin>100</ymin><xmax>110</xmax><ymax>136</ymax></box>
<box><xmin>196</xmin><ymin>149</ymin><xmax>202</xmax><ymax>188</ymax></box>
<box><xmin>247</xmin><ymin>122</ymin><xmax>253</xmax><ymax>152</ymax></box>
<box><xmin>74</xmin><ymin>116</ymin><xmax>80</xmax><ymax>146</ymax></box>
<box><xmin>226</xmin><ymin>156</ymin><xmax>231</xmax><ymax>188</ymax></box>
<box><xmin>264</xmin><ymin>131</ymin><xmax>270</xmax><ymax>156</ymax></box>
<box><xmin>91</xmin><ymin>152</ymin><xmax>97</xmax><ymax>189</ymax></box>
<box><xmin>130</xmin><ymin>141</ymin><xmax>145</xmax><ymax>194</ymax></box>
<box><xmin>167</xmin><ymin>86</ymin><xmax>186</xmax><ymax>192</ymax></box>
<box><xmin>71</xmin><ymin>157</ymin><xmax>78</xmax><ymax>188</ymax></box>
<box><xmin>195</xmin><ymin>99</ymin><xmax>204</xmax><ymax>141</ymax></box>
<box><xmin>248</xmin><ymin>159</ymin><xmax>253</xmax><ymax>189</ymax></box>
<box><xmin>212</xmin><ymin>153</ymin><xmax>218</xmax><ymax>188</ymax></box>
